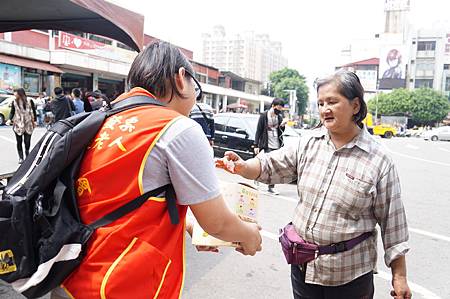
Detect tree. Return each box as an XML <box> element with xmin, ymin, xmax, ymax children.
<box><xmin>410</xmin><ymin>88</ymin><xmax>449</xmax><ymax>125</ymax></box>
<box><xmin>367</xmin><ymin>88</ymin><xmax>412</xmax><ymax>116</ymax></box>
<box><xmin>268</xmin><ymin>68</ymin><xmax>309</xmax><ymax>116</ymax></box>
<box><xmin>367</xmin><ymin>88</ymin><xmax>449</xmax><ymax>125</ymax></box>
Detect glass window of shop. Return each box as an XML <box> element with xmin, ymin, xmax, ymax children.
<box><xmin>98</xmin><ymin>78</ymin><xmax>124</xmax><ymax>100</ymax></box>
<box><xmin>0</xmin><ymin>63</ymin><xmax>21</xmax><ymax>93</ymax></box>
<box><xmin>23</xmin><ymin>72</ymin><xmax>40</xmax><ymax>94</ymax></box>
<box><xmin>61</xmin><ymin>73</ymin><xmax>92</xmax><ymax>95</ymax></box>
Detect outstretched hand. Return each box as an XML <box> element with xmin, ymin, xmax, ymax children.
<box><xmin>215</xmin><ymin>151</ymin><xmax>246</xmax><ymax>175</ymax></box>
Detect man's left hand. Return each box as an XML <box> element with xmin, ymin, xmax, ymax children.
<box><xmin>391</xmin><ymin>276</ymin><xmax>412</xmax><ymax>299</ymax></box>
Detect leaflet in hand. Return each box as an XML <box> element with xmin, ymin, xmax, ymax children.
<box><xmin>191</xmin><ymin>182</ymin><xmax>258</xmax><ymax>247</ymax></box>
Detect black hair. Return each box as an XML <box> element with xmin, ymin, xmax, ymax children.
<box><xmin>316</xmin><ymin>70</ymin><xmax>367</xmax><ymax>127</ymax></box>
<box><xmin>127</xmin><ymin>41</ymin><xmax>194</xmax><ymax>101</ymax></box>
<box><xmin>271</xmin><ymin>98</ymin><xmax>285</xmax><ymax>107</ymax></box>
<box><xmin>54</xmin><ymin>87</ymin><xmax>63</xmax><ymax>96</ymax></box>
<box><xmin>72</xmin><ymin>88</ymin><xmax>81</xmax><ymax>98</ymax></box>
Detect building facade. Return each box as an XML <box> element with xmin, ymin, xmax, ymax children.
<box><xmin>201</xmin><ymin>25</ymin><xmax>287</xmax><ymax>83</ymax></box>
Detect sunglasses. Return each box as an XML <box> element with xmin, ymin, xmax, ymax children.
<box><xmin>185</xmin><ymin>70</ymin><xmax>203</xmax><ymax>101</ymax></box>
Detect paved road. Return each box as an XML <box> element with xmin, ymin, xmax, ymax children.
<box><xmin>1</xmin><ymin>127</ymin><xmax>449</xmax><ymax>298</ymax></box>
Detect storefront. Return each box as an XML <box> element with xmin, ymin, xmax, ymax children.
<box><xmin>0</xmin><ymin>54</ymin><xmax>63</xmax><ymax>96</ymax></box>
<box><xmin>61</xmin><ymin>72</ymin><xmax>92</xmax><ymax>95</ymax></box>
<box><xmin>98</xmin><ymin>77</ymin><xmax>125</xmax><ymax>100</ymax></box>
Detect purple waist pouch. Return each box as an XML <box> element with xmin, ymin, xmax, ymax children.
<box><xmin>279</xmin><ymin>223</ymin><xmax>318</xmax><ymax>264</ymax></box>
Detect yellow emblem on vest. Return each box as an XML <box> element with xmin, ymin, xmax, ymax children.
<box><xmin>0</xmin><ymin>250</ymin><xmax>17</xmax><ymax>275</ymax></box>
<box><xmin>77</xmin><ymin>178</ymin><xmax>92</xmax><ymax>197</ymax></box>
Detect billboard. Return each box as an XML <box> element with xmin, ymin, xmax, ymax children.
<box><xmin>0</xmin><ymin>63</ymin><xmax>21</xmax><ymax>93</ymax></box>
<box><xmin>378</xmin><ymin>46</ymin><xmax>406</xmax><ymax>89</ymax></box>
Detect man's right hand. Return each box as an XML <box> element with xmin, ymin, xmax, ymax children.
<box><xmin>235</xmin><ymin>222</ymin><xmax>262</xmax><ymax>256</ymax></box>
<box><xmin>253</xmin><ymin>147</ymin><xmax>260</xmax><ymax>155</ymax></box>
<box><xmin>5</xmin><ymin>120</ymin><xmax>12</xmax><ymax>126</ymax></box>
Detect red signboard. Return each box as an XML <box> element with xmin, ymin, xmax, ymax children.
<box><xmin>59</xmin><ymin>31</ymin><xmax>106</xmax><ymax>50</ymax></box>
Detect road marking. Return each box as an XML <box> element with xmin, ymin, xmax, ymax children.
<box><xmin>383</xmin><ymin>145</ymin><xmax>450</xmax><ymax>167</ymax></box>
<box><xmin>261</xmin><ymin>229</ymin><xmax>442</xmax><ymax>299</ymax></box>
<box><xmin>405</xmin><ymin>144</ymin><xmax>419</xmax><ymax>150</ymax></box>
<box><xmin>438</xmin><ymin>147</ymin><xmax>450</xmax><ymax>153</ymax></box>
<box><xmin>0</xmin><ymin>135</ymin><xmax>15</xmax><ymax>144</ymax></box>
<box><xmin>409</xmin><ymin>228</ymin><xmax>450</xmax><ymax>242</ymax></box>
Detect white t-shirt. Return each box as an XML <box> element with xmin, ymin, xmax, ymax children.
<box><xmin>142</xmin><ymin>116</ymin><xmax>220</xmax><ymax>205</ymax></box>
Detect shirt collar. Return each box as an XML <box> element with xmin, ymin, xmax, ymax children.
<box><xmin>309</xmin><ymin>125</ymin><xmax>372</xmax><ymax>153</ymax></box>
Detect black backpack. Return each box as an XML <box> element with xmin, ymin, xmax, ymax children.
<box><xmin>0</xmin><ymin>96</ymin><xmax>179</xmax><ymax>298</ymax></box>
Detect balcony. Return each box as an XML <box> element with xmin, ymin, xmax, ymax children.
<box><xmin>416</xmin><ymin>50</ymin><xmax>435</xmax><ymax>58</ymax></box>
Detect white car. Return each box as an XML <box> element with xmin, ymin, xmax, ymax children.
<box><xmin>422</xmin><ymin>126</ymin><xmax>450</xmax><ymax>141</ymax></box>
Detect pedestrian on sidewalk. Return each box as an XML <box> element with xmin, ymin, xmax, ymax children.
<box><xmin>46</xmin><ymin>87</ymin><xmax>75</xmax><ymax>122</ymax></box>
<box><xmin>217</xmin><ymin>70</ymin><xmax>412</xmax><ymax>299</ymax></box>
<box><xmin>71</xmin><ymin>88</ymin><xmax>84</xmax><ymax>114</ymax></box>
<box><xmin>254</xmin><ymin>97</ymin><xmax>286</xmax><ymax>194</ymax></box>
<box><xmin>6</xmin><ymin>88</ymin><xmax>37</xmax><ymax>164</ymax></box>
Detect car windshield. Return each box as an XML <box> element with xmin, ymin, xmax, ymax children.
<box><xmin>241</xmin><ymin>116</ymin><xmax>259</xmax><ymax>139</ymax></box>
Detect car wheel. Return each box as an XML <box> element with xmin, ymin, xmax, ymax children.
<box><xmin>431</xmin><ymin>136</ymin><xmax>438</xmax><ymax>141</ymax></box>
<box><xmin>0</xmin><ymin>114</ymin><xmax>5</xmax><ymax>125</ymax></box>
<box><xmin>384</xmin><ymin>131</ymin><xmax>393</xmax><ymax>139</ymax></box>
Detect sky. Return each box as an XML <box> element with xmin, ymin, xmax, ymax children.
<box><xmin>113</xmin><ymin>0</ymin><xmax>450</xmax><ymax>99</ymax></box>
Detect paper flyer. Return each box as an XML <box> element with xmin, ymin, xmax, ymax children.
<box><xmin>191</xmin><ymin>182</ymin><xmax>259</xmax><ymax>247</ymax></box>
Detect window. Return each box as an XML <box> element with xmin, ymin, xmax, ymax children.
<box><xmin>414</xmin><ymin>79</ymin><xmax>433</xmax><ymax>88</ymax></box>
<box><xmin>23</xmin><ymin>73</ymin><xmax>40</xmax><ymax>94</ymax></box>
<box><xmin>416</xmin><ymin>62</ymin><xmax>434</xmax><ymax>71</ymax></box>
<box><xmin>444</xmin><ymin>64</ymin><xmax>450</xmax><ymax>70</ymax></box>
<box><xmin>410</xmin><ymin>60</ymin><xmax>415</xmax><ymax>64</ymax></box>
<box><xmin>226</xmin><ymin>117</ymin><xmax>246</xmax><ymax>134</ymax></box>
<box><xmin>417</xmin><ymin>41</ymin><xmax>436</xmax><ymax>51</ymax></box>
<box><xmin>446</xmin><ymin>77</ymin><xmax>450</xmax><ymax>91</ymax></box>
<box><xmin>88</xmin><ymin>34</ymin><xmax>112</xmax><ymax>45</ymax></box>
<box><xmin>214</xmin><ymin>115</ymin><xmax>228</xmax><ymax>131</ymax></box>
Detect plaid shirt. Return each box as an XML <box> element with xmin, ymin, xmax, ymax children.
<box><xmin>257</xmin><ymin>127</ymin><xmax>409</xmax><ymax>286</ymax></box>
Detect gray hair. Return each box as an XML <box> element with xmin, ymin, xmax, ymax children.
<box><xmin>316</xmin><ymin>70</ymin><xmax>367</xmax><ymax>127</ymax></box>
<box><xmin>127</xmin><ymin>41</ymin><xmax>194</xmax><ymax>101</ymax></box>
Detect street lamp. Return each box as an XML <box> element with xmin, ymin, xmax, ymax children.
<box><xmin>283</xmin><ymin>89</ymin><xmax>296</xmax><ymax>117</ymax></box>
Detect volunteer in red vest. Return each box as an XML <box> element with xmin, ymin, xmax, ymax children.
<box><xmin>52</xmin><ymin>41</ymin><xmax>262</xmax><ymax>299</ymax></box>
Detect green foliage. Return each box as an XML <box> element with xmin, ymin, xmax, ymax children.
<box><xmin>367</xmin><ymin>88</ymin><xmax>450</xmax><ymax>125</ymax></box>
<box><xmin>268</xmin><ymin>68</ymin><xmax>309</xmax><ymax>116</ymax></box>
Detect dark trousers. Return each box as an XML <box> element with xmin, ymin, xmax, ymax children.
<box><xmin>291</xmin><ymin>265</ymin><xmax>374</xmax><ymax>299</ymax></box>
<box><xmin>15</xmin><ymin>133</ymin><xmax>31</xmax><ymax>159</ymax></box>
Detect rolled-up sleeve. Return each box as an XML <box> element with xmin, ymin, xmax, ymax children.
<box><xmin>374</xmin><ymin>164</ymin><xmax>410</xmax><ymax>267</ymax></box>
<box><xmin>256</xmin><ymin>145</ymin><xmax>298</xmax><ymax>185</ymax></box>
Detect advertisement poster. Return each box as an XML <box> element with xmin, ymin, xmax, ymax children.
<box><xmin>378</xmin><ymin>46</ymin><xmax>406</xmax><ymax>89</ymax></box>
<box><xmin>0</xmin><ymin>63</ymin><xmax>21</xmax><ymax>93</ymax></box>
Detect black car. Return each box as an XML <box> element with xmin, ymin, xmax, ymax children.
<box><xmin>213</xmin><ymin>113</ymin><xmax>259</xmax><ymax>160</ymax></box>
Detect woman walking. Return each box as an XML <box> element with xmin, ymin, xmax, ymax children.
<box><xmin>7</xmin><ymin>88</ymin><xmax>37</xmax><ymax>164</ymax></box>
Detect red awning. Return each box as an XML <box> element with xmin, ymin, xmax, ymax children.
<box><xmin>0</xmin><ymin>54</ymin><xmax>63</xmax><ymax>73</ymax></box>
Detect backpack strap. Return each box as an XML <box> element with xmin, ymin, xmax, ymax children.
<box><xmin>107</xmin><ymin>95</ymin><xmax>164</xmax><ymax>116</ymax></box>
<box><xmin>88</xmin><ymin>184</ymin><xmax>179</xmax><ymax>230</ymax></box>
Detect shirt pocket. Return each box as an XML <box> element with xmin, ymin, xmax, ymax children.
<box><xmin>335</xmin><ymin>173</ymin><xmax>373</xmax><ymax>213</ymax></box>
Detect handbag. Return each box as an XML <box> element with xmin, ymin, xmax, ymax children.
<box><xmin>279</xmin><ymin>223</ymin><xmax>372</xmax><ymax>265</ymax></box>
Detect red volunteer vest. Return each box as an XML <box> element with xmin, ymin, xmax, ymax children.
<box><xmin>63</xmin><ymin>88</ymin><xmax>188</xmax><ymax>299</ymax></box>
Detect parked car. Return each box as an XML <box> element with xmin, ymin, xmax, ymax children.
<box><xmin>214</xmin><ymin>113</ymin><xmax>259</xmax><ymax>160</ymax></box>
<box><xmin>0</xmin><ymin>89</ymin><xmax>13</xmax><ymax>104</ymax></box>
<box><xmin>213</xmin><ymin>113</ymin><xmax>303</xmax><ymax>159</ymax></box>
<box><xmin>422</xmin><ymin>126</ymin><xmax>450</xmax><ymax>141</ymax></box>
<box><xmin>0</xmin><ymin>96</ymin><xmax>14</xmax><ymax>125</ymax></box>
